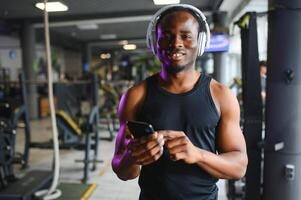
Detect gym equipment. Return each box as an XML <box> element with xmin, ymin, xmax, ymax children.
<box><xmin>0</xmin><ymin>73</ymin><xmax>31</xmax><ymax>168</ymax></box>
<box><xmin>0</xmin><ymin>116</ymin><xmax>53</xmax><ymax>200</ymax></box>
<box><xmin>0</xmin><ymin>118</ymin><xmax>15</xmax><ymax>185</ymax></box>
<box><xmin>263</xmin><ymin>1</ymin><xmax>301</xmax><ymax>199</ymax></box>
<box><xmin>146</xmin><ymin>4</ymin><xmax>210</xmax><ymax>56</ymax></box>
<box><xmin>56</xmin><ymin>110</ymin><xmax>82</xmax><ymax>144</ymax></box>
<box><xmin>238</xmin><ymin>12</ymin><xmax>263</xmax><ymax>200</ymax></box>
<box><xmin>227</xmin><ymin>12</ymin><xmax>263</xmax><ymax>200</ymax></box>
<box><xmin>0</xmin><ymin>170</ymin><xmax>53</xmax><ymax>200</ymax></box>
<box><xmin>0</xmin><ymin>68</ymin><xmax>10</xmax><ymax>100</ymax></box>
<box><xmin>230</xmin><ymin>5</ymin><xmax>301</xmax><ymax>199</ymax></box>
<box><xmin>99</xmin><ymin>82</ymin><xmax>120</xmax><ymax>141</ymax></box>
<box><xmin>0</xmin><ymin>73</ymin><xmax>99</xmax><ymax>182</ymax></box>
<box><xmin>0</xmin><ymin>72</ymin><xmax>101</xmax><ymax>183</ymax></box>
<box><xmin>30</xmin><ymin>73</ymin><xmax>101</xmax><ymax>183</ymax></box>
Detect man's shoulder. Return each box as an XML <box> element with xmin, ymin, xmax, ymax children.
<box><xmin>127</xmin><ymin>79</ymin><xmax>147</xmax><ymax>97</ymax></box>
<box><xmin>121</xmin><ymin>78</ymin><xmax>150</xmax><ymax>110</ymax></box>
<box><xmin>118</xmin><ymin>79</ymin><xmax>148</xmax><ymax>120</ymax></box>
<box><xmin>210</xmin><ymin>78</ymin><xmax>237</xmax><ymax>106</ymax></box>
<box><xmin>210</xmin><ymin>78</ymin><xmax>239</xmax><ymax>117</ymax></box>
<box><xmin>210</xmin><ymin>79</ymin><xmax>230</xmax><ymax>96</ymax></box>
<box><xmin>127</xmin><ymin>73</ymin><xmax>158</xmax><ymax>97</ymax></box>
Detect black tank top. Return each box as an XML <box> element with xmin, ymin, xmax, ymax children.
<box><xmin>137</xmin><ymin>73</ymin><xmax>220</xmax><ymax>200</ymax></box>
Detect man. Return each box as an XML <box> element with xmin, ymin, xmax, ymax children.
<box><xmin>259</xmin><ymin>60</ymin><xmax>267</xmax><ymax>101</ymax></box>
<box><xmin>112</xmin><ymin>4</ymin><xmax>248</xmax><ymax>200</ymax></box>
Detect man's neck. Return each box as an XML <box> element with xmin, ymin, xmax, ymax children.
<box><xmin>158</xmin><ymin>69</ymin><xmax>200</xmax><ymax>94</ymax></box>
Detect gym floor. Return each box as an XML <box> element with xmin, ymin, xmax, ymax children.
<box><xmin>15</xmin><ymin>118</ymin><xmax>228</xmax><ymax>200</ymax></box>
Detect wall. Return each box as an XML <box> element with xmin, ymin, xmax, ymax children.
<box><xmin>0</xmin><ymin>35</ymin><xmax>22</xmax><ymax>80</ymax></box>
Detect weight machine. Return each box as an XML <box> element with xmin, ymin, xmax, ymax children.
<box><xmin>0</xmin><ymin>114</ymin><xmax>53</xmax><ymax>200</ymax></box>
<box><xmin>0</xmin><ymin>72</ymin><xmax>101</xmax><ymax>183</ymax></box>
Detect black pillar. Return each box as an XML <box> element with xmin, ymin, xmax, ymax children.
<box><xmin>238</xmin><ymin>12</ymin><xmax>262</xmax><ymax>200</ymax></box>
<box><xmin>213</xmin><ymin>11</ymin><xmax>228</xmax><ymax>84</ymax></box>
<box><xmin>20</xmin><ymin>21</ymin><xmax>38</xmax><ymax>119</ymax></box>
<box><xmin>263</xmin><ymin>1</ymin><xmax>301</xmax><ymax>199</ymax></box>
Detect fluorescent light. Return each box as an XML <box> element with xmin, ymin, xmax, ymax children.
<box><xmin>77</xmin><ymin>24</ymin><xmax>98</xmax><ymax>30</ymax></box>
<box><xmin>153</xmin><ymin>0</ymin><xmax>180</xmax><ymax>5</ymax></box>
<box><xmin>123</xmin><ymin>44</ymin><xmax>136</xmax><ymax>50</ymax></box>
<box><xmin>35</xmin><ymin>2</ymin><xmax>68</xmax><ymax>12</ymax></box>
<box><xmin>100</xmin><ymin>34</ymin><xmax>117</xmax><ymax>40</ymax></box>
<box><xmin>100</xmin><ymin>53</ymin><xmax>111</xmax><ymax>59</ymax></box>
<box><xmin>118</xmin><ymin>40</ymin><xmax>128</xmax><ymax>45</ymax></box>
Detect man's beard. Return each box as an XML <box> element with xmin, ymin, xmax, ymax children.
<box><xmin>165</xmin><ymin>64</ymin><xmax>186</xmax><ymax>74</ymax></box>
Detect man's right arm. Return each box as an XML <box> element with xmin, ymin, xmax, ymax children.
<box><xmin>112</xmin><ymin>80</ymin><xmax>165</xmax><ymax>180</ymax></box>
<box><xmin>111</xmin><ymin>122</ymin><xmax>140</xmax><ymax>180</ymax></box>
<box><xmin>111</xmin><ymin>83</ymin><xmax>145</xmax><ymax>180</ymax></box>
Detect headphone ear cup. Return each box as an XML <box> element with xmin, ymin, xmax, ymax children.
<box><xmin>198</xmin><ymin>32</ymin><xmax>207</xmax><ymax>56</ymax></box>
<box><xmin>152</xmin><ymin>31</ymin><xmax>156</xmax><ymax>55</ymax></box>
<box><xmin>150</xmin><ymin>29</ymin><xmax>156</xmax><ymax>55</ymax></box>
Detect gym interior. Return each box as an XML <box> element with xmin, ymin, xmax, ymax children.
<box><xmin>0</xmin><ymin>0</ymin><xmax>300</xmax><ymax>199</ymax></box>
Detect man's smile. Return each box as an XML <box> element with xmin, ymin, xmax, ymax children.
<box><xmin>167</xmin><ymin>50</ymin><xmax>186</xmax><ymax>61</ymax></box>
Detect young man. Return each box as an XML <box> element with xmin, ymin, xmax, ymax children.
<box><xmin>259</xmin><ymin>60</ymin><xmax>267</xmax><ymax>101</ymax></box>
<box><xmin>112</xmin><ymin>4</ymin><xmax>248</xmax><ymax>200</ymax></box>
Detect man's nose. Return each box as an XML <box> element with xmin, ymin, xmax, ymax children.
<box><xmin>170</xmin><ymin>35</ymin><xmax>183</xmax><ymax>48</ymax></box>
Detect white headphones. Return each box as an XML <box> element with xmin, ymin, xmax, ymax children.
<box><xmin>146</xmin><ymin>4</ymin><xmax>211</xmax><ymax>56</ymax></box>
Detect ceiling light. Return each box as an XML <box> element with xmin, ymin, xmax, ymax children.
<box><xmin>123</xmin><ymin>44</ymin><xmax>136</xmax><ymax>50</ymax></box>
<box><xmin>77</xmin><ymin>24</ymin><xmax>98</xmax><ymax>30</ymax></box>
<box><xmin>100</xmin><ymin>34</ymin><xmax>117</xmax><ymax>40</ymax></box>
<box><xmin>100</xmin><ymin>53</ymin><xmax>111</xmax><ymax>59</ymax></box>
<box><xmin>118</xmin><ymin>40</ymin><xmax>128</xmax><ymax>45</ymax></box>
<box><xmin>35</xmin><ymin>2</ymin><xmax>68</xmax><ymax>12</ymax></box>
<box><xmin>153</xmin><ymin>0</ymin><xmax>180</xmax><ymax>5</ymax></box>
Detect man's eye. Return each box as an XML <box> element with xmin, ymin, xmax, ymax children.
<box><xmin>182</xmin><ymin>34</ymin><xmax>192</xmax><ymax>39</ymax></box>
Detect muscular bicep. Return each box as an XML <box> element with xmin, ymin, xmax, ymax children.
<box><xmin>216</xmin><ymin>88</ymin><xmax>246</xmax><ymax>154</ymax></box>
<box><xmin>114</xmin><ymin>122</ymin><xmax>130</xmax><ymax>155</ymax></box>
<box><xmin>114</xmin><ymin>93</ymin><xmax>134</xmax><ymax>156</ymax></box>
<box><xmin>113</xmin><ymin>84</ymin><xmax>146</xmax><ymax>156</ymax></box>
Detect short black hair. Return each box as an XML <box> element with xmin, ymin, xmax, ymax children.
<box><xmin>259</xmin><ymin>60</ymin><xmax>267</xmax><ymax>67</ymax></box>
<box><xmin>156</xmin><ymin>7</ymin><xmax>203</xmax><ymax>33</ymax></box>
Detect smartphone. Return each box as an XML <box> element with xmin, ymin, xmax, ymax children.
<box><xmin>126</xmin><ymin>120</ymin><xmax>154</xmax><ymax>138</ymax></box>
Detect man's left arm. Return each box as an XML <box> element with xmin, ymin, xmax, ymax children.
<box><xmin>162</xmin><ymin>85</ymin><xmax>248</xmax><ymax>179</ymax></box>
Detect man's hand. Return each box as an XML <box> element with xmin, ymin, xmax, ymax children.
<box><xmin>127</xmin><ymin>132</ymin><xmax>164</xmax><ymax>166</ymax></box>
<box><xmin>160</xmin><ymin>130</ymin><xmax>200</xmax><ymax>164</ymax></box>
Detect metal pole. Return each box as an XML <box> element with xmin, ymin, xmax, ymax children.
<box><xmin>263</xmin><ymin>1</ymin><xmax>301</xmax><ymax>199</ymax></box>
<box><xmin>19</xmin><ymin>72</ymin><xmax>31</xmax><ymax>168</ymax></box>
<box><xmin>92</xmin><ymin>73</ymin><xmax>99</xmax><ymax>171</ymax></box>
<box><xmin>20</xmin><ymin>21</ymin><xmax>39</xmax><ymax>119</ymax></box>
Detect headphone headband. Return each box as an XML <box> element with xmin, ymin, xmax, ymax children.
<box><xmin>146</xmin><ymin>4</ymin><xmax>211</xmax><ymax>56</ymax></box>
